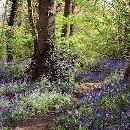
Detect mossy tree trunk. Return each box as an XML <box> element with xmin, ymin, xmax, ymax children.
<box><xmin>29</xmin><ymin>0</ymin><xmax>57</xmax><ymax>82</ymax></box>
<box><xmin>123</xmin><ymin>2</ymin><xmax>130</xmax><ymax>81</ymax></box>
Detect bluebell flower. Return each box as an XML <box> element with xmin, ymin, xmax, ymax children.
<box><xmin>126</xmin><ymin>109</ymin><xmax>130</xmax><ymax>117</ymax></box>
<box><xmin>128</xmin><ymin>95</ymin><xmax>130</xmax><ymax>103</ymax></box>
<box><xmin>80</xmin><ymin>116</ymin><xmax>91</xmax><ymax>127</ymax></box>
<box><xmin>107</xmin><ymin>83</ymin><xmax>115</xmax><ymax>93</ymax></box>
<box><xmin>121</xmin><ymin>112</ymin><xmax>128</xmax><ymax>120</ymax></box>
<box><xmin>126</xmin><ymin>123</ymin><xmax>130</xmax><ymax>129</ymax></box>
<box><xmin>44</xmin><ymin>88</ymin><xmax>49</xmax><ymax>93</ymax></box>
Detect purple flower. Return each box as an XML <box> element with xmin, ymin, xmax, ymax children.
<box><xmin>121</xmin><ymin>112</ymin><xmax>128</xmax><ymax>120</ymax></box>
<box><xmin>107</xmin><ymin>83</ymin><xmax>115</xmax><ymax>93</ymax></box>
<box><xmin>126</xmin><ymin>123</ymin><xmax>130</xmax><ymax>129</ymax></box>
<box><xmin>126</xmin><ymin>109</ymin><xmax>130</xmax><ymax>117</ymax></box>
<box><xmin>80</xmin><ymin>117</ymin><xmax>91</xmax><ymax>127</ymax></box>
<box><xmin>44</xmin><ymin>88</ymin><xmax>49</xmax><ymax>93</ymax></box>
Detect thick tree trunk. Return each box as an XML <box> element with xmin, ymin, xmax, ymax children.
<box><xmin>6</xmin><ymin>0</ymin><xmax>18</xmax><ymax>62</ymax></box>
<box><xmin>29</xmin><ymin>0</ymin><xmax>57</xmax><ymax>81</ymax></box>
<box><xmin>121</xmin><ymin>3</ymin><xmax>130</xmax><ymax>81</ymax></box>
<box><xmin>61</xmin><ymin>0</ymin><xmax>73</xmax><ymax>37</ymax></box>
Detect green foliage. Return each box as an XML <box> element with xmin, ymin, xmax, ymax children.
<box><xmin>53</xmin><ymin>108</ymin><xmax>81</xmax><ymax>130</ymax></box>
<box><xmin>0</xmin><ymin>0</ymin><xmax>130</xmax><ymax>61</ymax></box>
<box><xmin>104</xmin><ymin>71</ymin><xmax>124</xmax><ymax>85</ymax></box>
<box><xmin>26</xmin><ymin>92</ymin><xmax>71</xmax><ymax>110</ymax></box>
<box><xmin>0</xmin><ymin>83</ymin><xmax>26</xmax><ymax>96</ymax></box>
<box><xmin>0</xmin><ymin>25</ymin><xmax>34</xmax><ymax>60</ymax></box>
<box><xmin>12</xmin><ymin>26</ymin><xmax>34</xmax><ymax>59</ymax></box>
<box><xmin>52</xmin><ymin>79</ymin><xmax>80</xmax><ymax>94</ymax></box>
<box><xmin>11</xmin><ymin>92</ymin><xmax>73</xmax><ymax>120</ymax></box>
<box><xmin>0</xmin><ymin>99</ymin><xmax>10</xmax><ymax>108</ymax></box>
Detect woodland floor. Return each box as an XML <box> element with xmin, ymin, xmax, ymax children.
<box><xmin>0</xmin><ymin>59</ymin><xmax>129</xmax><ymax>130</ymax></box>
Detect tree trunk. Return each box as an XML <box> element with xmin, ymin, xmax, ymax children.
<box><xmin>8</xmin><ymin>0</ymin><xmax>18</xmax><ymax>26</ymax></box>
<box><xmin>27</xmin><ymin>0</ymin><xmax>36</xmax><ymax>37</ymax></box>
<box><xmin>27</xmin><ymin>0</ymin><xmax>38</xmax><ymax>55</ymax></box>
<box><xmin>29</xmin><ymin>0</ymin><xmax>57</xmax><ymax>82</ymax></box>
<box><xmin>124</xmin><ymin>63</ymin><xmax>130</xmax><ymax>81</ymax></box>
<box><xmin>2</xmin><ymin>0</ymin><xmax>9</xmax><ymax>25</ymax></box>
<box><xmin>69</xmin><ymin>2</ymin><xmax>75</xmax><ymax>36</ymax></box>
<box><xmin>122</xmin><ymin>2</ymin><xmax>130</xmax><ymax>81</ymax></box>
<box><xmin>6</xmin><ymin>0</ymin><xmax>18</xmax><ymax>62</ymax></box>
<box><xmin>61</xmin><ymin>0</ymin><xmax>73</xmax><ymax>37</ymax></box>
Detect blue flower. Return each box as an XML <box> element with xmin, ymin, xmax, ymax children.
<box><xmin>44</xmin><ymin>88</ymin><xmax>49</xmax><ymax>93</ymax></box>
<box><xmin>126</xmin><ymin>109</ymin><xmax>130</xmax><ymax>117</ymax></box>
<box><xmin>80</xmin><ymin>116</ymin><xmax>91</xmax><ymax>127</ymax></box>
<box><xmin>126</xmin><ymin>123</ymin><xmax>130</xmax><ymax>129</ymax></box>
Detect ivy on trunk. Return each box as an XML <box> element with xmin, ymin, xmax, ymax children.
<box><xmin>29</xmin><ymin>0</ymin><xmax>57</xmax><ymax>82</ymax></box>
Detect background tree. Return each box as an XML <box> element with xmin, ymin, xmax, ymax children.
<box><xmin>61</xmin><ymin>0</ymin><xmax>73</xmax><ymax>37</ymax></box>
<box><xmin>8</xmin><ymin>0</ymin><xmax>18</xmax><ymax>26</ymax></box>
<box><xmin>69</xmin><ymin>1</ymin><xmax>75</xmax><ymax>36</ymax></box>
<box><xmin>27</xmin><ymin>0</ymin><xmax>38</xmax><ymax>56</ymax></box>
<box><xmin>6</xmin><ymin>0</ymin><xmax>18</xmax><ymax>62</ymax></box>
<box><xmin>27</xmin><ymin>0</ymin><xmax>36</xmax><ymax>36</ymax></box>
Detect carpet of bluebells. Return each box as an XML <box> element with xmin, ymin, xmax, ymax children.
<box><xmin>55</xmin><ymin>59</ymin><xmax>130</xmax><ymax>130</ymax></box>
<box><xmin>1</xmin><ymin>59</ymin><xmax>130</xmax><ymax>130</ymax></box>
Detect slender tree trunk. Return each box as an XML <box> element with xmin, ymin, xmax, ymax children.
<box><xmin>29</xmin><ymin>0</ymin><xmax>57</xmax><ymax>81</ymax></box>
<box><xmin>27</xmin><ymin>0</ymin><xmax>36</xmax><ymax>37</ymax></box>
<box><xmin>2</xmin><ymin>0</ymin><xmax>9</xmax><ymax>25</ymax></box>
<box><xmin>6</xmin><ymin>0</ymin><xmax>18</xmax><ymax>62</ymax></box>
<box><xmin>69</xmin><ymin>2</ymin><xmax>75</xmax><ymax>36</ymax></box>
<box><xmin>124</xmin><ymin>63</ymin><xmax>130</xmax><ymax>80</ymax></box>
<box><xmin>27</xmin><ymin>0</ymin><xmax>38</xmax><ymax>54</ymax></box>
<box><xmin>8</xmin><ymin>0</ymin><xmax>18</xmax><ymax>26</ymax></box>
<box><xmin>61</xmin><ymin>0</ymin><xmax>73</xmax><ymax>37</ymax></box>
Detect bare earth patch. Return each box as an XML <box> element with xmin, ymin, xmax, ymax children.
<box><xmin>12</xmin><ymin>111</ymin><xmax>57</xmax><ymax>130</ymax></box>
<box><xmin>80</xmin><ymin>82</ymin><xmax>101</xmax><ymax>93</ymax></box>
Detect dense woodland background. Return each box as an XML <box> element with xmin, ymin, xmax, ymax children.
<box><xmin>1</xmin><ymin>0</ymin><xmax>130</xmax><ymax>130</ymax></box>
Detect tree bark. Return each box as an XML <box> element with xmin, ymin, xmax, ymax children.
<box><xmin>61</xmin><ymin>0</ymin><xmax>73</xmax><ymax>37</ymax></box>
<box><xmin>29</xmin><ymin>0</ymin><xmax>57</xmax><ymax>82</ymax></box>
<box><xmin>124</xmin><ymin>63</ymin><xmax>130</xmax><ymax>81</ymax></box>
<box><xmin>27</xmin><ymin>0</ymin><xmax>38</xmax><ymax>55</ymax></box>
<box><xmin>69</xmin><ymin>2</ymin><xmax>75</xmax><ymax>36</ymax></box>
<box><xmin>8</xmin><ymin>0</ymin><xmax>18</xmax><ymax>26</ymax></box>
<box><xmin>2</xmin><ymin>0</ymin><xmax>9</xmax><ymax>25</ymax></box>
<box><xmin>6</xmin><ymin>0</ymin><xmax>18</xmax><ymax>62</ymax></box>
<box><xmin>122</xmin><ymin>2</ymin><xmax>130</xmax><ymax>81</ymax></box>
<box><xmin>27</xmin><ymin>0</ymin><xmax>36</xmax><ymax>37</ymax></box>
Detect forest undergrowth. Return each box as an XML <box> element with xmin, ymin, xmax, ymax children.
<box><xmin>1</xmin><ymin>59</ymin><xmax>130</xmax><ymax>130</ymax></box>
